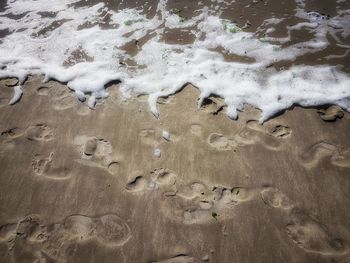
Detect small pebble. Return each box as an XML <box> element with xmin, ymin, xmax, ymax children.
<box><xmin>162</xmin><ymin>130</ymin><xmax>170</xmax><ymax>141</ymax></box>
<box><xmin>202</xmin><ymin>255</ymin><xmax>209</xmax><ymax>261</ymax></box>
<box><xmin>154</xmin><ymin>148</ymin><xmax>161</xmax><ymax>158</ymax></box>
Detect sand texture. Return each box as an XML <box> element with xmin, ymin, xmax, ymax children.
<box><xmin>0</xmin><ymin>77</ymin><xmax>350</xmax><ymax>263</ymax></box>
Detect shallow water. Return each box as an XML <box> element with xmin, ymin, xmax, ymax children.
<box><xmin>0</xmin><ymin>0</ymin><xmax>349</xmax><ymax>120</ymax></box>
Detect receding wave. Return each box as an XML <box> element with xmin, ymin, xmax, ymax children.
<box><xmin>0</xmin><ymin>0</ymin><xmax>349</xmax><ymax>121</ymax></box>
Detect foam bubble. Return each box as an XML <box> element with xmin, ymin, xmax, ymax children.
<box><xmin>0</xmin><ymin>0</ymin><xmax>349</xmax><ymax>121</ymax></box>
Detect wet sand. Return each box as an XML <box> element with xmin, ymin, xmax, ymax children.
<box><xmin>0</xmin><ymin>77</ymin><xmax>349</xmax><ymax>262</ymax></box>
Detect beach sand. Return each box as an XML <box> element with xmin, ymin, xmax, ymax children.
<box><xmin>0</xmin><ymin>76</ymin><xmax>349</xmax><ymax>262</ymax></box>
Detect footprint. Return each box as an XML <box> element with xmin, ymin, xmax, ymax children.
<box><xmin>0</xmin><ymin>215</ymin><xmax>46</xmax><ymax>246</ymax></box>
<box><xmin>0</xmin><ymin>127</ymin><xmax>25</xmax><ymax>139</ymax></box>
<box><xmin>107</xmin><ymin>161</ymin><xmax>120</xmax><ymax>174</ymax></box>
<box><xmin>248</xmin><ymin>121</ymin><xmax>291</xmax><ymax>140</ymax></box>
<box><xmin>228</xmin><ymin>120</ymin><xmax>285</xmax><ymax>151</ymax></box>
<box><xmin>301</xmin><ymin>142</ymin><xmax>350</xmax><ymax>168</ymax></box>
<box><xmin>1</xmin><ymin>125</ymin><xmax>54</xmax><ymax>142</ymax></box>
<box><xmin>63</xmin><ymin>214</ymin><xmax>131</xmax><ymax>246</ymax></box>
<box><xmin>86</xmin><ymin>138</ymin><xmax>113</xmax><ymax>165</ymax></box>
<box><xmin>16</xmin><ymin>215</ymin><xmax>42</xmax><ymax>241</ymax></box>
<box><xmin>270</xmin><ymin>125</ymin><xmax>292</xmax><ymax>138</ymax></box>
<box><xmin>0</xmin><ymin>78</ymin><xmax>18</xmax><ymax>87</ymax></box>
<box><xmin>286</xmin><ymin>211</ymin><xmax>347</xmax><ymax>255</ymax></box>
<box><xmin>126</xmin><ymin>168</ymin><xmax>177</xmax><ymax>193</ymax></box>
<box><xmin>83</xmin><ymin>138</ymin><xmax>98</xmax><ymax>156</ymax></box>
<box><xmin>63</xmin><ymin>215</ymin><xmax>95</xmax><ymax>240</ymax></box>
<box><xmin>94</xmin><ymin>214</ymin><xmax>131</xmax><ymax>246</ymax></box>
<box><xmin>177</xmin><ymin>182</ymin><xmax>209</xmax><ymax>200</ymax></box>
<box><xmin>53</xmin><ymin>95</ymin><xmax>77</xmax><ymax>111</ymax></box>
<box><xmin>1</xmin><ymin>213</ymin><xmax>131</xmax><ymax>261</ymax></box>
<box><xmin>257</xmin><ymin>187</ymin><xmax>348</xmax><ymax>255</ymax></box>
<box><xmin>126</xmin><ymin>175</ymin><xmax>147</xmax><ymax>192</ymax></box>
<box><xmin>74</xmin><ymin>135</ymin><xmax>120</xmax><ymax>173</ymax></box>
<box><xmin>243</xmin><ymin>121</ymin><xmax>282</xmax><ymax>149</ymax></box>
<box><xmin>163</xmin><ymin>181</ymin><xmax>259</xmax><ymax>224</ymax></box>
<box><xmin>37</xmin><ymin>86</ymin><xmax>50</xmax><ymax>96</ymax></box>
<box><xmin>32</xmin><ymin>153</ymin><xmax>70</xmax><ymax>179</ymax></box>
<box><xmin>37</xmin><ymin>85</ymin><xmax>77</xmax><ymax>111</ymax></box>
<box><xmin>32</xmin><ymin>153</ymin><xmax>53</xmax><ymax>175</ymax></box>
<box><xmin>318</xmin><ymin>106</ymin><xmax>344</xmax><ymax>122</ymax></box>
<box><xmin>207</xmin><ymin>133</ymin><xmax>237</xmax><ymax>151</ymax></box>
<box><xmin>231</xmin><ymin>187</ymin><xmax>260</xmax><ymax>203</ymax></box>
<box><xmin>331</xmin><ymin>150</ymin><xmax>350</xmax><ymax>168</ymax></box>
<box><xmin>149</xmin><ymin>168</ymin><xmax>177</xmax><ymax>189</ymax></box>
<box><xmin>233</xmin><ymin>128</ymin><xmax>258</xmax><ymax>145</ymax></box>
<box><xmin>26</xmin><ymin>124</ymin><xmax>54</xmax><ymax>141</ymax></box>
<box><xmin>200</xmin><ymin>97</ymin><xmax>225</xmax><ymax>115</ymax></box>
<box><xmin>151</xmin><ymin>254</ymin><xmax>201</xmax><ymax>263</ymax></box>
<box><xmin>260</xmin><ymin>187</ymin><xmax>294</xmax><ymax>210</ymax></box>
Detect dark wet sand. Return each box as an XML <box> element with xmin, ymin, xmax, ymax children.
<box><xmin>63</xmin><ymin>0</ymin><xmax>350</xmax><ymax>72</ymax></box>
<box><xmin>0</xmin><ymin>77</ymin><xmax>349</xmax><ymax>262</ymax></box>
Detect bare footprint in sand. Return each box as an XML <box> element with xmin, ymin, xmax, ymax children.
<box><xmin>257</xmin><ymin>187</ymin><xmax>348</xmax><ymax>255</ymax></box>
<box><xmin>26</xmin><ymin>124</ymin><xmax>54</xmax><ymax>141</ymax></box>
<box><xmin>231</xmin><ymin>187</ymin><xmax>261</xmax><ymax>203</ymax></box>
<box><xmin>318</xmin><ymin>106</ymin><xmax>344</xmax><ymax>122</ymax></box>
<box><xmin>207</xmin><ymin>133</ymin><xmax>237</xmax><ymax>151</ymax></box>
<box><xmin>177</xmin><ymin>182</ymin><xmax>209</xmax><ymax>200</ymax></box>
<box><xmin>239</xmin><ymin>120</ymin><xmax>284</xmax><ymax>150</ymax></box>
<box><xmin>126</xmin><ymin>175</ymin><xmax>148</xmax><ymax>192</ymax></box>
<box><xmin>300</xmin><ymin>142</ymin><xmax>350</xmax><ymax>169</ymax></box>
<box><xmin>270</xmin><ymin>125</ymin><xmax>292</xmax><ymax>138</ymax></box>
<box><xmin>207</xmin><ymin>120</ymin><xmax>290</xmax><ymax>152</ymax></box>
<box><xmin>331</xmin><ymin>149</ymin><xmax>350</xmax><ymax>168</ymax></box>
<box><xmin>151</xmin><ymin>255</ymin><xmax>201</xmax><ymax>263</ymax></box>
<box><xmin>200</xmin><ymin>97</ymin><xmax>225</xmax><ymax>115</ymax></box>
<box><xmin>1</xmin><ymin>124</ymin><xmax>54</xmax><ymax>142</ymax></box>
<box><xmin>163</xmin><ymin>182</ymin><xmax>260</xmax><ymax>224</ymax></box>
<box><xmin>126</xmin><ymin>168</ymin><xmax>177</xmax><ymax>193</ymax></box>
<box><xmin>0</xmin><ymin>215</ymin><xmax>47</xmax><ymax>247</ymax></box>
<box><xmin>94</xmin><ymin>214</ymin><xmax>131</xmax><ymax>246</ymax></box>
<box><xmin>63</xmin><ymin>215</ymin><xmax>95</xmax><ymax>240</ymax></box>
<box><xmin>0</xmin><ymin>127</ymin><xmax>26</xmax><ymax>139</ymax></box>
<box><xmin>32</xmin><ymin>153</ymin><xmax>70</xmax><ymax>180</ymax></box>
<box><xmin>149</xmin><ymin>168</ymin><xmax>177</xmax><ymax>189</ymax></box>
<box><xmin>286</xmin><ymin>211</ymin><xmax>347</xmax><ymax>255</ymax></box>
<box><xmin>301</xmin><ymin>142</ymin><xmax>336</xmax><ymax>168</ymax></box>
<box><xmin>260</xmin><ymin>187</ymin><xmax>294</xmax><ymax>210</ymax></box>
<box><xmin>1</xmin><ymin>213</ymin><xmax>131</xmax><ymax>261</ymax></box>
<box><xmin>74</xmin><ymin>135</ymin><xmax>121</xmax><ymax>174</ymax></box>
<box><xmin>37</xmin><ymin>84</ymin><xmax>77</xmax><ymax>110</ymax></box>
<box><xmin>63</xmin><ymin>214</ymin><xmax>131</xmax><ymax>246</ymax></box>
<box><xmin>32</xmin><ymin>153</ymin><xmax>54</xmax><ymax>175</ymax></box>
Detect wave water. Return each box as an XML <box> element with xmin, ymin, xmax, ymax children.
<box><xmin>0</xmin><ymin>0</ymin><xmax>349</xmax><ymax>121</ymax></box>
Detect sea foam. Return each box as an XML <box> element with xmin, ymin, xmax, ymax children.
<box><xmin>0</xmin><ymin>0</ymin><xmax>349</xmax><ymax>121</ymax></box>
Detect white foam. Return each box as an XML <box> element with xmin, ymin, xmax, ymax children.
<box><xmin>0</xmin><ymin>0</ymin><xmax>349</xmax><ymax>121</ymax></box>
<box><xmin>9</xmin><ymin>85</ymin><xmax>22</xmax><ymax>105</ymax></box>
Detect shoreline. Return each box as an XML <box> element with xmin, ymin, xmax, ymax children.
<box><xmin>0</xmin><ymin>75</ymin><xmax>348</xmax><ymax>123</ymax></box>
